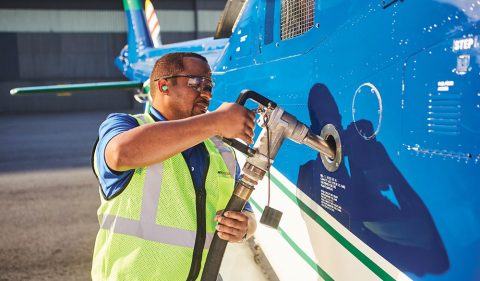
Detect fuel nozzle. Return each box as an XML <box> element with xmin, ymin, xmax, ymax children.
<box><xmin>252</xmin><ymin>104</ymin><xmax>342</xmax><ymax>230</ymax></box>
<box><xmin>303</xmin><ymin>130</ymin><xmax>335</xmax><ymax>159</ymax></box>
<box><xmin>252</xmin><ymin>105</ymin><xmax>341</xmax><ymax>173</ymax></box>
<box><xmin>297</xmin><ymin>123</ymin><xmax>342</xmax><ymax>173</ymax></box>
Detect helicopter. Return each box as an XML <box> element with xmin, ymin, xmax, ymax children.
<box><xmin>11</xmin><ymin>0</ymin><xmax>480</xmax><ymax>280</ymax></box>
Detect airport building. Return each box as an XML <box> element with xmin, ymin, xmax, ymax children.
<box><xmin>0</xmin><ymin>0</ymin><xmax>225</xmax><ymax>113</ymax></box>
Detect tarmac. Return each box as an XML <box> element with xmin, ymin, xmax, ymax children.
<box><xmin>0</xmin><ymin>111</ymin><xmax>110</xmax><ymax>280</ymax></box>
<box><xmin>0</xmin><ymin>111</ymin><xmax>267</xmax><ymax>281</ymax></box>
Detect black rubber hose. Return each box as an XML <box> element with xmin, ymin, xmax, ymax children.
<box><xmin>201</xmin><ymin>192</ymin><xmax>247</xmax><ymax>281</ymax></box>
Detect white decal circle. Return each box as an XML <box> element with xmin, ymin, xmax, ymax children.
<box><xmin>351</xmin><ymin>82</ymin><xmax>383</xmax><ymax>140</ymax></box>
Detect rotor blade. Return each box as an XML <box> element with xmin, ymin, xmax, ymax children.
<box><xmin>10</xmin><ymin>81</ymin><xmax>143</xmax><ymax>95</ymax></box>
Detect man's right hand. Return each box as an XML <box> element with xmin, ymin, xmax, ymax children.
<box><xmin>212</xmin><ymin>103</ymin><xmax>256</xmax><ymax>144</ymax></box>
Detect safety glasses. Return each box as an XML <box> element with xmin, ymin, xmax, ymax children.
<box><xmin>154</xmin><ymin>74</ymin><xmax>213</xmax><ymax>93</ymax></box>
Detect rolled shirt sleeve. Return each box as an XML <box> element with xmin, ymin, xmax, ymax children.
<box><xmin>95</xmin><ymin>113</ymin><xmax>138</xmax><ymax>199</ymax></box>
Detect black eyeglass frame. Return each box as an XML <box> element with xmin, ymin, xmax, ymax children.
<box><xmin>154</xmin><ymin>74</ymin><xmax>213</xmax><ymax>93</ymax></box>
<box><xmin>153</xmin><ymin>74</ymin><xmax>212</xmax><ymax>83</ymax></box>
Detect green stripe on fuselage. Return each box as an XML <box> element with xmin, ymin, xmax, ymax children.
<box><xmin>267</xmin><ymin>173</ymin><xmax>395</xmax><ymax>281</ymax></box>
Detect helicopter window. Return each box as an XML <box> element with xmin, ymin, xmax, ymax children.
<box><xmin>280</xmin><ymin>0</ymin><xmax>315</xmax><ymax>40</ymax></box>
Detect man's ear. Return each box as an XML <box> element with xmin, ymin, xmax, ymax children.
<box><xmin>158</xmin><ymin>79</ymin><xmax>169</xmax><ymax>94</ymax></box>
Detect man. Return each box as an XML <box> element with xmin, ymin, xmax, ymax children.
<box><xmin>91</xmin><ymin>52</ymin><xmax>257</xmax><ymax>280</ymax></box>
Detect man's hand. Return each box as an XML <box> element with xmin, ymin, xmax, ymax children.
<box><xmin>212</xmin><ymin>103</ymin><xmax>256</xmax><ymax>144</ymax></box>
<box><xmin>214</xmin><ymin>211</ymin><xmax>250</xmax><ymax>243</ymax></box>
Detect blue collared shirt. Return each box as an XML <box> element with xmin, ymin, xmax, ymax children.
<box><xmin>95</xmin><ymin>107</ymin><xmax>252</xmax><ymax>212</ymax></box>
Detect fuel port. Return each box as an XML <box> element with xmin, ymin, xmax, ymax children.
<box><xmin>320</xmin><ymin>124</ymin><xmax>342</xmax><ymax>172</ymax></box>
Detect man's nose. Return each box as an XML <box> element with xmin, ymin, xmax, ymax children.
<box><xmin>200</xmin><ymin>89</ymin><xmax>212</xmax><ymax>101</ymax></box>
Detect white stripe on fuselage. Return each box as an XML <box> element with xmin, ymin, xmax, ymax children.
<box><xmin>235</xmin><ymin>152</ymin><xmax>411</xmax><ymax>281</ymax></box>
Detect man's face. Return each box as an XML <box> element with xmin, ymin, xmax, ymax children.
<box><xmin>170</xmin><ymin>57</ymin><xmax>212</xmax><ymax>118</ymax></box>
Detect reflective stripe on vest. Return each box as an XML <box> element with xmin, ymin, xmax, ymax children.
<box><xmin>210</xmin><ymin>136</ymin><xmax>236</xmax><ymax>178</ymax></box>
<box><xmin>98</xmin><ymin>162</ymin><xmax>215</xmax><ymax>248</ymax></box>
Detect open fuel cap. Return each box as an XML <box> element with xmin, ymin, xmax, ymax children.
<box><xmin>259</xmin><ymin>206</ymin><xmax>283</xmax><ymax>229</ymax></box>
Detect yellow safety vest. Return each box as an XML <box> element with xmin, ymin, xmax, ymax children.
<box><xmin>91</xmin><ymin>113</ymin><xmax>236</xmax><ymax>280</ymax></box>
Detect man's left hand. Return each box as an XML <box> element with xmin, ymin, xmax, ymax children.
<box><xmin>214</xmin><ymin>211</ymin><xmax>249</xmax><ymax>242</ymax></box>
